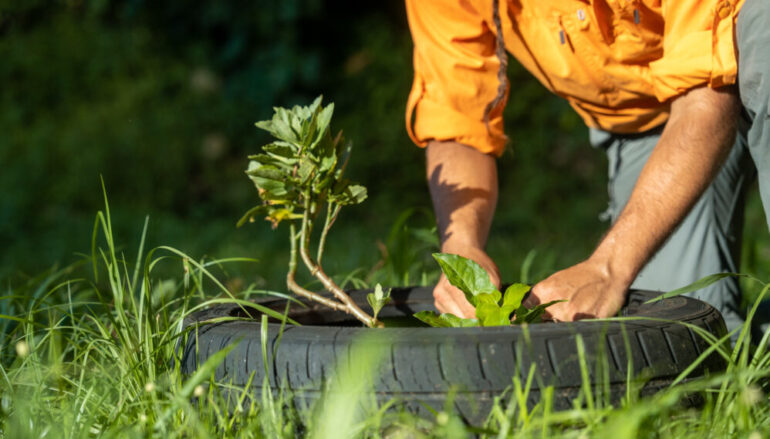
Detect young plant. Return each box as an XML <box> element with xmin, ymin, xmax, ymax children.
<box><xmin>414</xmin><ymin>253</ymin><xmax>564</xmax><ymax>327</ymax></box>
<box><xmin>239</xmin><ymin>96</ymin><xmax>383</xmax><ymax>327</ymax></box>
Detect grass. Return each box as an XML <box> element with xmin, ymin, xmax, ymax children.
<box><xmin>2</xmin><ymin>199</ymin><xmax>770</xmax><ymax>438</ymax></box>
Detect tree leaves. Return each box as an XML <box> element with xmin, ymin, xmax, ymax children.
<box><xmin>242</xmin><ymin>96</ymin><xmax>367</xmax><ymax>229</ymax></box>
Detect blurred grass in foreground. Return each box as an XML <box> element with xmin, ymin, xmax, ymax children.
<box><xmin>2</xmin><ymin>202</ymin><xmax>770</xmax><ymax>438</ymax></box>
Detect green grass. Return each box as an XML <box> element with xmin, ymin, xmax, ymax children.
<box><xmin>2</xmin><ymin>201</ymin><xmax>770</xmax><ymax>438</ymax></box>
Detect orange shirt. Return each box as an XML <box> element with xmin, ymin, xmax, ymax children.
<box><xmin>405</xmin><ymin>0</ymin><xmax>744</xmax><ymax>156</ymax></box>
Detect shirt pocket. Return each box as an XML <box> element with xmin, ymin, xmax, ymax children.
<box><xmin>598</xmin><ymin>0</ymin><xmax>663</xmax><ymax>64</ymax></box>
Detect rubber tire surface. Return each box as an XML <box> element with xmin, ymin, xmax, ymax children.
<box><xmin>180</xmin><ymin>287</ymin><xmax>727</xmax><ymax>424</ymax></box>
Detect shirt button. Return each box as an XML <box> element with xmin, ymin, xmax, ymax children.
<box><xmin>577</xmin><ymin>8</ymin><xmax>590</xmax><ymax>30</ymax></box>
<box><xmin>718</xmin><ymin>1</ymin><xmax>733</xmax><ymax>19</ymax></box>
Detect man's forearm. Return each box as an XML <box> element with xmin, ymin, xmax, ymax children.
<box><xmin>529</xmin><ymin>85</ymin><xmax>741</xmax><ymax>321</ymax></box>
<box><xmin>427</xmin><ymin>140</ymin><xmax>501</xmax><ymax>317</ymax></box>
<box><xmin>590</xmin><ymin>85</ymin><xmax>741</xmax><ymax>287</ymax></box>
<box><xmin>426</xmin><ymin>140</ymin><xmax>499</xmax><ymax>251</ymax></box>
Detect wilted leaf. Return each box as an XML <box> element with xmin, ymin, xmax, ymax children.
<box><xmin>236</xmin><ymin>205</ymin><xmax>269</xmax><ymax>228</ymax></box>
<box><xmin>266</xmin><ymin>208</ymin><xmax>301</xmax><ymax>229</ymax></box>
<box><xmin>432</xmin><ymin>253</ymin><xmax>498</xmax><ymax>306</ymax></box>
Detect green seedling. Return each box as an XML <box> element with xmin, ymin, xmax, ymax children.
<box><xmin>240</xmin><ymin>96</ymin><xmax>384</xmax><ymax>327</ymax></box>
<box><xmin>414</xmin><ymin>253</ymin><xmax>565</xmax><ymax>327</ymax></box>
<box><xmin>366</xmin><ymin>284</ymin><xmax>392</xmax><ymax>322</ymax></box>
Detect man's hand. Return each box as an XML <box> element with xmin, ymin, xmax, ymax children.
<box><xmin>433</xmin><ymin>245</ymin><xmax>500</xmax><ymax>318</ymax></box>
<box><xmin>526</xmin><ymin>85</ymin><xmax>741</xmax><ymax>321</ymax></box>
<box><xmin>529</xmin><ymin>257</ymin><xmax>627</xmax><ymax>321</ymax></box>
<box><xmin>426</xmin><ymin>140</ymin><xmax>499</xmax><ymax>318</ymax></box>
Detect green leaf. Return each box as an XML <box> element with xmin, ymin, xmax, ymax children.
<box><xmin>342</xmin><ymin>184</ymin><xmax>367</xmax><ymax>205</ymax></box>
<box><xmin>328</xmin><ymin>182</ymin><xmax>367</xmax><ymax>205</ymax></box>
<box><xmin>432</xmin><ymin>253</ymin><xmax>498</xmax><ymax>306</ymax></box>
<box><xmin>257</xmin><ymin>179</ymin><xmax>289</xmax><ymax>198</ymax></box>
<box><xmin>263</xmin><ymin>142</ymin><xmax>299</xmax><ymax>159</ymax></box>
<box><xmin>474</xmin><ymin>293</ymin><xmax>510</xmax><ymax>326</ymax></box>
<box><xmin>313</xmin><ymin>103</ymin><xmax>334</xmax><ymax>147</ymax></box>
<box><xmin>246</xmin><ymin>165</ymin><xmax>284</xmax><ymax>181</ymax></box>
<box><xmin>643</xmin><ymin>272</ymin><xmax>745</xmax><ymax>304</ymax></box>
<box><xmin>413</xmin><ymin>311</ymin><xmax>478</xmax><ymax>328</ymax></box>
<box><xmin>318</xmin><ymin>144</ymin><xmax>337</xmax><ymax>174</ymax></box>
<box><xmin>247</xmin><ymin>154</ymin><xmax>293</xmax><ymax>172</ymax></box>
<box><xmin>297</xmin><ymin>156</ymin><xmax>316</xmax><ymax>183</ymax></box>
<box><xmin>273</xmin><ymin>108</ymin><xmax>299</xmax><ymax>143</ymax></box>
<box><xmin>366</xmin><ymin>284</ymin><xmax>391</xmax><ymax>321</ymax></box>
<box><xmin>255</xmin><ymin>113</ymin><xmax>297</xmax><ymax>143</ymax></box>
<box><xmin>514</xmin><ymin>300</ymin><xmax>566</xmax><ymax>324</ymax></box>
<box><xmin>308</xmin><ymin>95</ymin><xmax>323</xmax><ymax>115</ymax></box>
<box><xmin>502</xmin><ymin>283</ymin><xmax>530</xmax><ymax>312</ymax></box>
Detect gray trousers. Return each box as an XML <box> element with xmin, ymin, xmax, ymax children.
<box><xmin>589</xmin><ymin>0</ymin><xmax>770</xmax><ymax>335</ymax></box>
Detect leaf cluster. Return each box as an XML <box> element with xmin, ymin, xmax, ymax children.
<box><xmin>239</xmin><ymin>96</ymin><xmax>367</xmax><ymax>229</ymax></box>
<box><xmin>366</xmin><ymin>284</ymin><xmax>391</xmax><ymax>321</ymax></box>
<box><xmin>414</xmin><ymin>253</ymin><xmax>564</xmax><ymax>327</ymax></box>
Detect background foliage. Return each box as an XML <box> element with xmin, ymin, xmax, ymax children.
<box><xmin>1</xmin><ymin>0</ymin><xmax>768</xmax><ymax>293</ymax></box>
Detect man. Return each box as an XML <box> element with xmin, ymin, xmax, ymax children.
<box><xmin>405</xmin><ymin>0</ymin><xmax>769</xmax><ymax>333</ymax></box>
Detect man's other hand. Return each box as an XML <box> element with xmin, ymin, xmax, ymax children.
<box><xmin>526</xmin><ymin>257</ymin><xmax>628</xmax><ymax>321</ymax></box>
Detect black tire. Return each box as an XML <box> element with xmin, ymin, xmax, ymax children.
<box><xmin>180</xmin><ymin>287</ymin><xmax>727</xmax><ymax>424</ymax></box>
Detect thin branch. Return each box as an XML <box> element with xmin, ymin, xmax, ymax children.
<box><xmin>316</xmin><ymin>202</ymin><xmax>341</xmax><ymax>265</ymax></box>
<box><xmin>286</xmin><ymin>223</ymin><xmax>347</xmax><ymax>312</ymax></box>
<box><xmin>298</xmin><ymin>193</ymin><xmax>379</xmax><ymax>327</ymax></box>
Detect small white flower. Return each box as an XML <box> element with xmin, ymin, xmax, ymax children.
<box><xmin>193</xmin><ymin>385</ymin><xmax>205</xmax><ymax>397</ymax></box>
<box><xmin>139</xmin><ymin>414</ymin><xmax>148</xmax><ymax>423</ymax></box>
<box><xmin>15</xmin><ymin>341</ymin><xmax>29</xmax><ymax>358</ymax></box>
<box><xmin>144</xmin><ymin>382</ymin><xmax>155</xmax><ymax>393</ymax></box>
<box><xmin>741</xmin><ymin>385</ymin><xmax>763</xmax><ymax>406</ymax></box>
<box><xmin>435</xmin><ymin>412</ymin><xmax>449</xmax><ymax>426</ymax></box>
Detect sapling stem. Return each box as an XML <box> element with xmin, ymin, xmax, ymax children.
<box><xmin>286</xmin><ymin>224</ymin><xmax>346</xmax><ymax>312</ymax></box>
<box><xmin>297</xmin><ymin>193</ymin><xmax>379</xmax><ymax>327</ymax></box>
<box><xmin>316</xmin><ymin>202</ymin><xmax>341</xmax><ymax>266</ymax></box>
<box><xmin>245</xmin><ymin>97</ymin><xmax>376</xmax><ymax>327</ymax></box>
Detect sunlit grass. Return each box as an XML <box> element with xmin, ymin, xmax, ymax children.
<box><xmin>2</xmin><ymin>197</ymin><xmax>770</xmax><ymax>438</ymax></box>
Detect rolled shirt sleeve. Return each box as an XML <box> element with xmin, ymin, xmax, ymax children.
<box><xmin>649</xmin><ymin>0</ymin><xmax>744</xmax><ymax>102</ymax></box>
<box><xmin>405</xmin><ymin>0</ymin><xmax>508</xmax><ymax>156</ymax></box>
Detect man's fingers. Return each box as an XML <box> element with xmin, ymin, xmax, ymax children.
<box><xmin>435</xmin><ymin>296</ymin><xmax>465</xmax><ymax>318</ymax></box>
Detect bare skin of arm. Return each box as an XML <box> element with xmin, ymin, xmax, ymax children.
<box><xmin>427</xmin><ymin>140</ymin><xmax>500</xmax><ymax>318</ymax></box>
<box><xmin>527</xmin><ymin>85</ymin><xmax>742</xmax><ymax>320</ymax></box>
